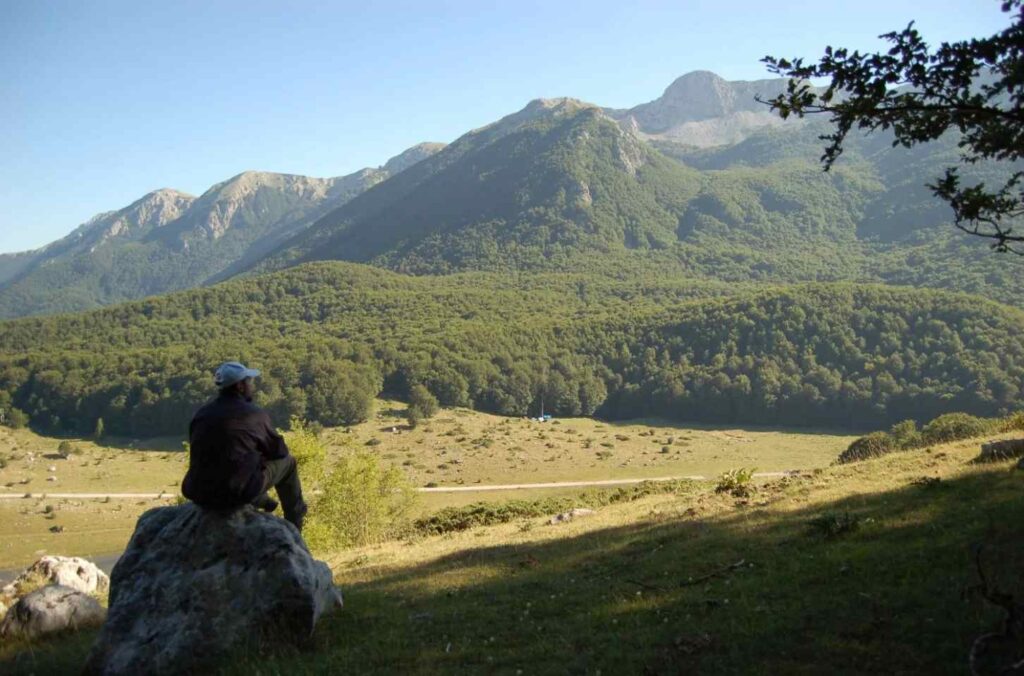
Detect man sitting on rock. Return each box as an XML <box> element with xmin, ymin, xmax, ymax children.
<box><xmin>182</xmin><ymin>361</ymin><xmax>308</xmax><ymax>531</ymax></box>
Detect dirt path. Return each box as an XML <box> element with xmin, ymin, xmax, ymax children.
<box><xmin>0</xmin><ymin>471</ymin><xmax>797</xmax><ymax>500</ymax></box>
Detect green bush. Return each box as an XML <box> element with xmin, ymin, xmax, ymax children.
<box><xmin>888</xmin><ymin>419</ymin><xmax>922</xmax><ymax>449</ymax></box>
<box><xmin>406</xmin><ymin>384</ymin><xmax>439</xmax><ymax>429</ymax></box>
<box><xmin>304</xmin><ymin>449</ymin><xmax>418</xmax><ymax>552</ymax></box>
<box><xmin>715</xmin><ymin>467</ymin><xmax>756</xmax><ymax>497</ymax></box>
<box><xmin>999</xmin><ymin>411</ymin><xmax>1024</xmax><ymax>433</ymax></box>
<box><xmin>838</xmin><ymin>431</ymin><xmax>895</xmax><ymax>464</ymax></box>
<box><xmin>282</xmin><ymin>417</ymin><xmax>326</xmax><ymax>488</ymax></box>
<box><xmin>921</xmin><ymin>413</ymin><xmax>994</xmax><ymax>445</ymax></box>
<box><xmin>7</xmin><ymin>408</ymin><xmax>28</xmax><ymax>429</ymax></box>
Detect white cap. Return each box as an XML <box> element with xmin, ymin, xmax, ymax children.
<box><xmin>214</xmin><ymin>361</ymin><xmax>261</xmax><ymax>389</ymax></box>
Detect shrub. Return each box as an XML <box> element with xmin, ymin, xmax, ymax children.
<box><xmin>303</xmin><ymin>450</ymin><xmax>417</xmax><ymax>552</ymax></box>
<box><xmin>6</xmin><ymin>408</ymin><xmax>28</xmax><ymax>429</ymax></box>
<box><xmin>406</xmin><ymin>384</ymin><xmax>439</xmax><ymax>429</ymax></box>
<box><xmin>282</xmin><ymin>417</ymin><xmax>326</xmax><ymax>488</ymax></box>
<box><xmin>888</xmin><ymin>419</ymin><xmax>921</xmax><ymax>449</ymax></box>
<box><xmin>999</xmin><ymin>411</ymin><xmax>1024</xmax><ymax>433</ymax></box>
<box><xmin>715</xmin><ymin>467</ymin><xmax>756</xmax><ymax>497</ymax></box>
<box><xmin>921</xmin><ymin>413</ymin><xmax>994</xmax><ymax>445</ymax></box>
<box><xmin>837</xmin><ymin>431</ymin><xmax>895</xmax><ymax>464</ymax></box>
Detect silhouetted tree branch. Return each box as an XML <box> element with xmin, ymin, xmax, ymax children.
<box><xmin>760</xmin><ymin>1</ymin><xmax>1024</xmax><ymax>253</ymax></box>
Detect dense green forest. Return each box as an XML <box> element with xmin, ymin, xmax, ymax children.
<box><xmin>0</xmin><ymin>261</ymin><xmax>1020</xmax><ymax>437</ymax></box>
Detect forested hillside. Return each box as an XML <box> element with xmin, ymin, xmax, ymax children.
<box><xmin>0</xmin><ymin>261</ymin><xmax>1020</xmax><ymax>437</ymax></box>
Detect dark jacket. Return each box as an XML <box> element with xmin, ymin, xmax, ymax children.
<box><xmin>181</xmin><ymin>391</ymin><xmax>289</xmax><ymax>508</ymax></box>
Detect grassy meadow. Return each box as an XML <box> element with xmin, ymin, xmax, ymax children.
<box><xmin>0</xmin><ymin>402</ymin><xmax>855</xmax><ymax>570</ymax></box>
<box><xmin>3</xmin><ymin>429</ymin><xmax>1022</xmax><ymax>674</ymax></box>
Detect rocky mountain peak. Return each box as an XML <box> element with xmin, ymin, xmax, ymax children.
<box><xmin>609</xmin><ymin>70</ymin><xmax>803</xmax><ymax>147</ymax></box>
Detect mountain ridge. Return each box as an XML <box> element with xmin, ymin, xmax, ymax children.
<box><xmin>0</xmin><ymin>143</ymin><xmax>445</xmax><ymax>317</ymax></box>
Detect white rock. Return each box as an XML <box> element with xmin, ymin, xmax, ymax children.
<box><xmin>2</xmin><ymin>555</ymin><xmax>110</xmax><ymax>600</ymax></box>
<box><xmin>83</xmin><ymin>503</ymin><xmax>342</xmax><ymax>675</ymax></box>
<box><xmin>47</xmin><ymin>476</ymin><xmax>57</xmax><ymax>482</ymax></box>
<box><xmin>48</xmin><ymin>465</ymin><xmax>57</xmax><ymax>472</ymax></box>
<box><xmin>0</xmin><ymin>584</ymin><xmax>106</xmax><ymax>639</ymax></box>
<box><xmin>549</xmin><ymin>508</ymin><xmax>596</xmax><ymax>525</ymax></box>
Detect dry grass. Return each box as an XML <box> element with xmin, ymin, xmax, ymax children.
<box><xmin>0</xmin><ymin>402</ymin><xmax>856</xmax><ymax>569</ymax></box>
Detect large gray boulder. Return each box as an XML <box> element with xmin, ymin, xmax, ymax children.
<box><xmin>0</xmin><ymin>584</ymin><xmax>106</xmax><ymax>639</ymax></box>
<box><xmin>83</xmin><ymin>503</ymin><xmax>342</xmax><ymax>675</ymax></box>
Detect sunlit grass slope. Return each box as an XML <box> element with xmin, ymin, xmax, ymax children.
<box><xmin>4</xmin><ymin>433</ymin><xmax>1022</xmax><ymax>674</ymax></box>
<box><xmin>0</xmin><ymin>402</ymin><xmax>853</xmax><ymax>569</ymax></box>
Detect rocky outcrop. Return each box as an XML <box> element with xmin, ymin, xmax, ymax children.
<box><xmin>83</xmin><ymin>503</ymin><xmax>342</xmax><ymax>676</ymax></box>
<box><xmin>0</xmin><ymin>585</ymin><xmax>106</xmax><ymax>640</ymax></box>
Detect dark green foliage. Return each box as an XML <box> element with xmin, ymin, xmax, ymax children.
<box><xmin>921</xmin><ymin>413</ymin><xmax>995</xmax><ymax>445</ymax></box>
<box><xmin>841</xmin><ymin>411</ymin><xmax>1003</xmax><ymax>463</ymax></box>
<box><xmin>406</xmin><ymin>384</ymin><xmax>439</xmax><ymax>429</ymax></box>
<box><xmin>763</xmin><ymin>1</ymin><xmax>1024</xmax><ymax>252</ymax></box>
<box><xmin>887</xmin><ymin>419</ymin><xmax>921</xmax><ymax>450</ymax></box>
<box><xmin>0</xmin><ymin>261</ymin><xmax>1022</xmax><ymax>437</ymax></box>
<box><xmin>838</xmin><ymin>432</ymin><xmax>895</xmax><ymax>464</ymax></box>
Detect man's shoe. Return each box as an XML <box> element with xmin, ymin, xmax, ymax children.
<box><xmin>253</xmin><ymin>493</ymin><xmax>279</xmax><ymax>513</ymax></box>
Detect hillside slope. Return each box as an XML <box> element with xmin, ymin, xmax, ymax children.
<box><xmin>5</xmin><ymin>438</ymin><xmax>1022</xmax><ymax>674</ymax></box>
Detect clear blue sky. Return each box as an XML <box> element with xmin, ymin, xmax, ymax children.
<box><xmin>0</xmin><ymin>0</ymin><xmax>1010</xmax><ymax>253</ymax></box>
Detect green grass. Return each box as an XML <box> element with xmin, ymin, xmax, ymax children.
<box><xmin>4</xmin><ymin>437</ymin><xmax>1022</xmax><ymax>674</ymax></box>
<box><xmin>0</xmin><ymin>404</ymin><xmax>855</xmax><ymax>568</ymax></box>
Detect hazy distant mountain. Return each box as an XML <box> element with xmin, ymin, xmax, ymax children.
<box><xmin>0</xmin><ymin>143</ymin><xmax>444</xmax><ymax>318</ymax></box>
<box><xmin>606</xmin><ymin>70</ymin><xmax>809</xmax><ymax>147</ymax></box>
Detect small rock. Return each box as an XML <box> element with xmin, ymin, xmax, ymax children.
<box><xmin>549</xmin><ymin>508</ymin><xmax>595</xmax><ymax>525</ymax></box>
<box><xmin>0</xmin><ymin>584</ymin><xmax>106</xmax><ymax>640</ymax></box>
<box><xmin>48</xmin><ymin>465</ymin><xmax>57</xmax><ymax>472</ymax></box>
<box><xmin>47</xmin><ymin>476</ymin><xmax>57</xmax><ymax>482</ymax></box>
<box><xmin>49</xmin><ymin>525</ymin><xmax>64</xmax><ymax>533</ymax></box>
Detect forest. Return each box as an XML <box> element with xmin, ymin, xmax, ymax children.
<box><xmin>0</xmin><ymin>261</ymin><xmax>1021</xmax><ymax>437</ymax></box>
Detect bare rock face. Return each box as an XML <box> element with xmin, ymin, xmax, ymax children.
<box><xmin>1</xmin><ymin>555</ymin><xmax>110</xmax><ymax>601</ymax></box>
<box><xmin>83</xmin><ymin>503</ymin><xmax>342</xmax><ymax>676</ymax></box>
<box><xmin>0</xmin><ymin>584</ymin><xmax>106</xmax><ymax>640</ymax></box>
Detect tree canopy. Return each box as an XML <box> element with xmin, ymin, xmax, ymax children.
<box><xmin>761</xmin><ymin>0</ymin><xmax>1024</xmax><ymax>252</ymax></box>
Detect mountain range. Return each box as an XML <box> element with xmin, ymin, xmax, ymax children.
<box><xmin>0</xmin><ymin>143</ymin><xmax>443</xmax><ymax>317</ymax></box>
<box><xmin>0</xmin><ymin>70</ymin><xmax>1014</xmax><ymax>319</ymax></box>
